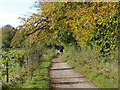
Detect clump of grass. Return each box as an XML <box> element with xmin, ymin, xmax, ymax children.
<box><xmin>61</xmin><ymin>46</ymin><xmax>118</xmax><ymax>88</ymax></box>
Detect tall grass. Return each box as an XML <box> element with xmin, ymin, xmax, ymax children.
<box><xmin>61</xmin><ymin>46</ymin><xmax>118</xmax><ymax>88</ymax></box>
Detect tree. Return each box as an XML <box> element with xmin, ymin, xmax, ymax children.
<box><xmin>13</xmin><ymin>2</ymin><xmax>118</xmax><ymax>57</ymax></box>
<box><xmin>1</xmin><ymin>25</ymin><xmax>17</xmax><ymax>48</ymax></box>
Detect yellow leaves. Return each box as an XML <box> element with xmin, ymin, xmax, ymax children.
<box><xmin>111</xmin><ymin>32</ymin><xmax>114</xmax><ymax>35</ymax></box>
<box><xmin>13</xmin><ymin>2</ymin><xmax>118</xmax><ymax>51</ymax></box>
<box><xmin>49</xmin><ymin>25</ymin><xmax>55</xmax><ymax>30</ymax></box>
<box><xmin>78</xmin><ymin>41</ymin><xmax>82</xmax><ymax>46</ymax></box>
<box><xmin>37</xmin><ymin>24</ymin><xmax>42</xmax><ymax>28</ymax></box>
<box><xmin>53</xmin><ymin>34</ymin><xmax>57</xmax><ymax>39</ymax></box>
<box><xmin>52</xmin><ymin>30</ymin><xmax>59</xmax><ymax>39</ymax></box>
<box><xmin>54</xmin><ymin>31</ymin><xmax>58</xmax><ymax>34</ymax></box>
<box><xmin>115</xmin><ymin>28</ymin><xmax>118</xmax><ymax>34</ymax></box>
<box><xmin>19</xmin><ymin>29</ymin><xmax>23</xmax><ymax>33</ymax></box>
<box><xmin>76</xmin><ymin>13</ymin><xmax>80</xmax><ymax>17</ymax></box>
<box><xmin>27</xmin><ymin>22</ymin><xmax>31</xmax><ymax>26</ymax></box>
<box><xmin>49</xmin><ymin>26</ymin><xmax>52</xmax><ymax>30</ymax></box>
<box><xmin>95</xmin><ymin>26</ymin><xmax>98</xmax><ymax>29</ymax></box>
<box><xmin>35</xmin><ymin>17</ymin><xmax>39</xmax><ymax>20</ymax></box>
<box><xmin>94</xmin><ymin>15</ymin><xmax>98</xmax><ymax>20</ymax></box>
<box><xmin>66</xmin><ymin>21</ymin><xmax>69</xmax><ymax>24</ymax></box>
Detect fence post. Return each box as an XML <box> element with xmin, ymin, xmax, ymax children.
<box><xmin>5</xmin><ymin>61</ymin><xmax>8</xmax><ymax>82</ymax></box>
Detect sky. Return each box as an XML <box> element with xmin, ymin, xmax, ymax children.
<box><xmin>0</xmin><ymin>0</ymin><xmax>38</xmax><ymax>28</ymax></box>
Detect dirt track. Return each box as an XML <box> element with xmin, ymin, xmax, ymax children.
<box><xmin>49</xmin><ymin>55</ymin><xmax>98</xmax><ymax>89</ymax></box>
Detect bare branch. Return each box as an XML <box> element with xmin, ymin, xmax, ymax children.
<box><xmin>37</xmin><ymin>24</ymin><xmax>49</xmax><ymax>36</ymax></box>
<box><xmin>26</xmin><ymin>18</ymin><xmax>50</xmax><ymax>36</ymax></box>
<box><xmin>26</xmin><ymin>24</ymin><xmax>48</xmax><ymax>36</ymax></box>
<box><xmin>33</xmin><ymin>19</ymin><xmax>49</xmax><ymax>27</ymax></box>
<box><xmin>26</xmin><ymin>16</ymin><xmax>66</xmax><ymax>36</ymax></box>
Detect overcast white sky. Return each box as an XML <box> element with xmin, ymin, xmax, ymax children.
<box><xmin>0</xmin><ymin>0</ymin><xmax>37</xmax><ymax>28</ymax></box>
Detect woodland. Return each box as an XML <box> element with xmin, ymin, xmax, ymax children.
<box><xmin>0</xmin><ymin>1</ymin><xmax>119</xmax><ymax>89</ymax></box>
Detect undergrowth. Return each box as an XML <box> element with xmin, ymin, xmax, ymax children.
<box><xmin>61</xmin><ymin>46</ymin><xmax>118</xmax><ymax>88</ymax></box>
<box><xmin>1</xmin><ymin>47</ymin><xmax>57</xmax><ymax>89</ymax></box>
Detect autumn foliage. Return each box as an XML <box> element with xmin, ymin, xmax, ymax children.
<box><xmin>11</xmin><ymin>2</ymin><xmax>119</xmax><ymax>57</ymax></box>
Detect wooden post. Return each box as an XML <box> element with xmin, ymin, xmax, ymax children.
<box><xmin>5</xmin><ymin>61</ymin><xmax>8</xmax><ymax>82</ymax></box>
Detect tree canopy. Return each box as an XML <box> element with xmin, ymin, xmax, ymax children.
<box><xmin>10</xmin><ymin>2</ymin><xmax>119</xmax><ymax>57</ymax></box>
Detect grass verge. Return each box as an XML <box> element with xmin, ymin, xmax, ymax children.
<box><xmin>61</xmin><ymin>46</ymin><xmax>118</xmax><ymax>88</ymax></box>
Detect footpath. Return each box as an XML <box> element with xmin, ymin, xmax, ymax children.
<box><xmin>49</xmin><ymin>55</ymin><xmax>98</xmax><ymax>88</ymax></box>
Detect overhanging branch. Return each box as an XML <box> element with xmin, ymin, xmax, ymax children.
<box><xmin>26</xmin><ymin>24</ymin><xmax>48</xmax><ymax>36</ymax></box>
<box><xmin>37</xmin><ymin>24</ymin><xmax>49</xmax><ymax>36</ymax></box>
<box><xmin>26</xmin><ymin>16</ymin><xmax>67</xmax><ymax>36</ymax></box>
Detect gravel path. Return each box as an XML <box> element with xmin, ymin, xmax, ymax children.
<box><xmin>49</xmin><ymin>55</ymin><xmax>97</xmax><ymax>89</ymax></box>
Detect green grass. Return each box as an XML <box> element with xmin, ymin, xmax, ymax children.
<box><xmin>2</xmin><ymin>48</ymin><xmax>57</xmax><ymax>89</ymax></box>
<box><xmin>2</xmin><ymin>61</ymin><xmax>51</xmax><ymax>89</ymax></box>
<box><xmin>61</xmin><ymin>46</ymin><xmax>118</xmax><ymax>88</ymax></box>
<box><xmin>40</xmin><ymin>61</ymin><xmax>50</xmax><ymax>68</ymax></box>
<box><xmin>22</xmin><ymin>61</ymin><xmax>50</xmax><ymax>88</ymax></box>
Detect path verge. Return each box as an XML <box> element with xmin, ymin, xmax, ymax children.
<box><xmin>49</xmin><ymin>55</ymin><xmax>98</xmax><ymax>88</ymax></box>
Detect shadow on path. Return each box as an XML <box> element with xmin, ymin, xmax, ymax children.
<box><xmin>51</xmin><ymin>81</ymin><xmax>89</xmax><ymax>85</ymax></box>
<box><xmin>49</xmin><ymin>55</ymin><xmax>97</xmax><ymax>88</ymax></box>
<box><xmin>50</xmin><ymin>68</ymin><xmax>73</xmax><ymax>71</ymax></box>
<box><xmin>51</xmin><ymin>76</ymin><xmax>85</xmax><ymax>79</ymax></box>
